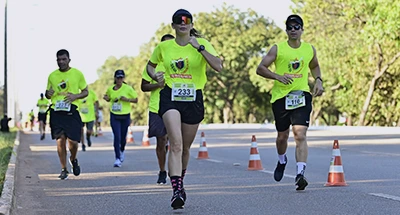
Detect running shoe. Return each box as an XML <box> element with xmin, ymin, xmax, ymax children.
<box><xmin>120</xmin><ymin>151</ymin><xmax>125</xmax><ymax>163</ymax></box>
<box><xmin>171</xmin><ymin>190</ymin><xmax>185</xmax><ymax>210</ymax></box>
<box><xmin>114</xmin><ymin>159</ymin><xmax>122</xmax><ymax>167</ymax></box>
<box><xmin>59</xmin><ymin>168</ymin><xmax>69</xmax><ymax>180</ymax></box>
<box><xmin>274</xmin><ymin>155</ymin><xmax>287</xmax><ymax>182</ymax></box>
<box><xmin>157</xmin><ymin>171</ymin><xmax>167</xmax><ymax>184</ymax></box>
<box><xmin>69</xmin><ymin>158</ymin><xmax>81</xmax><ymax>176</ymax></box>
<box><xmin>295</xmin><ymin>174</ymin><xmax>308</xmax><ymax>190</ymax></box>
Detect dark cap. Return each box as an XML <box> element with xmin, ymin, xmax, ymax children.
<box><xmin>114</xmin><ymin>70</ymin><xmax>125</xmax><ymax>78</ymax></box>
<box><xmin>40</xmin><ymin>93</ymin><xmax>44</xmax><ymax>97</ymax></box>
<box><xmin>285</xmin><ymin>14</ymin><xmax>303</xmax><ymax>27</ymax></box>
<box><xmin>172</xmin><ymin>9</ymin><xmax>193</xmax><ymax>22</ymax></box>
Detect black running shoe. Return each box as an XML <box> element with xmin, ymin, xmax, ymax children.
<box><xmin>274</xmin><ymin>155</ymin><xmax>287</xmax><ymax>182</ymax></box>
<box><xmin>70</xmin><ymin>158</ymin><xmax>81</xmax><ymax>176</ymax></box>
<box><xmin>181</xmin><ymin>188</ymin><xmax>186</xmax><ymax>201</ymax></box>
<box><xmin>157</xmin><ymin>171</ymin><xmax>167</xmax><ymax>184</ymax></box>
<box><xmin>82</xmin><ymin>144</ymin><xmax>86</xmax><ymax>152</ymax></box>
<box><xmin>87</xmin><ymin>137</ymin><xmax>92</xmax><ymax>147</ymax></box>
<box><xmin>40</xmin><ymin>134</ymin><xmax>45</xmax><ymax>140</ymax></box>
<box><xmin>171</xmin><ymin>190</ymin><xmax>185</xmax><ymax>210</ymax></box>
<box><xmin>59</xmin><ymin>168</ymin><xmax>69</xmax><ymax>180</ymax></box>
<box><xmin>295</xmin><ymin>174</ymin><xmax>308</xmax><ymax>190</ymax></box>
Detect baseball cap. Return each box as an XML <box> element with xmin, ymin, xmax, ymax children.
<box><xmin>285</xmin><ymin>14</ymin><xmax>303</xmax><ymax>27</ymax></box>
<box><xmin>172</xmin><ymin>9</ymin><xmax>193</xmax><ymax>24</ymax></box>
<box><xmin>114</xmin><ymin>70</ymin><xmax>125</xmax><ymax>78</ymax></box>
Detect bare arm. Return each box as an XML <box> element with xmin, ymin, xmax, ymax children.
<box><xmin>256</xmin><ymin>45</ymin><xmax>293</xmax><ymax>85</ymax></box>
<box><xmin>141</xmin><ymin>79</ymin><xmax>164</xmax><ymax>92</ymax></box>
<box><xmin>309</xmin><ymin>46</ymin><xmax>324</xmax><ymax>96</ymax></box>
<box><xmin>199</xmin><ymin>50</ymin><xmax>223</xmax><ymax>72</ymax></box>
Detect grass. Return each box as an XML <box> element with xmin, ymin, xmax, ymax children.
<box><xmin>0</xmin><ymin>129</ymin><xmax>17</xmax><ymax>194</ymax></box>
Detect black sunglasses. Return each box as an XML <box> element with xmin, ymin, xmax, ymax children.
<box><xmin>286</xmin><ymin>25</ymin><xmax>302</xmax><ymax>31</ymax></box>
<box><xmin>172</xmin><ymin>16</ymin><xmax>192</xmax><ymax>24</ymax></box>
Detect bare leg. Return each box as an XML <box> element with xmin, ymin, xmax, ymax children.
<box><xmin>57</xmin><ymin>135</ymin><xmax>67</xmax><ymax>169</ymax></box>
<box><xmin>163</xmin><ymin>110</ymin><xmax>182</xmax><ymax>177</ymax></box>
<box><xmin>181</xmin><ymin>123</ymin><xmax>199</xmax><ymax>170</ymax></box>
<box><xmin>68</xmin><ymin>138</ymin><xmax>79</xmax><ymax>161</ymax></box>
<box><xmin>292</xmin><ymin>125</ymin><xmax>308</xmax><ymax>163</ymax></box>
<box><xmin>276</xmin><ymin>129</ymin><xmax>290</xmax><ymax>155</ymax></box>
<box><xmin>156</xmin><ymin>135</ymin><xmax>168</xmax><ymax>172</ymax></box>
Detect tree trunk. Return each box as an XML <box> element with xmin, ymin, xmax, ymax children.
<box><xmin>358</xmin><ymin>77</ymin><xmax>377</xmax><ymax>126</ymax></box>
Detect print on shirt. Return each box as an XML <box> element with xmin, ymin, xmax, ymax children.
<box><xmin>57</xmin><ymin>79</ymin><xmax>69</xmax><ymax>91</ymax></box>
<box><xmin>170</xmin><ymin>57</ymin><xmax>192</xmax><ymax>79</ymax></box>
<box><xmin>288</xmin><ymin>57</ymin><xmax>304</xmax><ymax>73</ymax></box>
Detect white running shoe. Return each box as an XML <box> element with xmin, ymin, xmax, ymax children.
<box><xmin>113</xmin><ymin>159</ymin><xmax>122</xmax><ymax>167</ymax></box>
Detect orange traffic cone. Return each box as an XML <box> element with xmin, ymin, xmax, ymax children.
<box><xmin>142</xmin><ymin>129</ymin><xmax>150</xmax><ymax>146</ymax></box>
<box><xmin>126</xmin><ymin>127</ymin><xmax>134</xmax><ymax>144</ymax></box>
<box><xmin>325</xmin><ymin>140</ymin><xmax>348</xmax><ymax>186</ymax></box>
<box><xmin>248</xmin><ymin>135</ymin><xmax>263</xmax><ymax>170</ymax></box>
<box><xmin>197</xmin><ymin>132</ymin><xmax>209</xmax><ymax>159</ymax></box>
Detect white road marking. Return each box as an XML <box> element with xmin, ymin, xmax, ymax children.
<box><xmin>369</xmin><ymin>193</ymin><xmax>400</xmax><ymax>202</ymax></box>
<box><xmin>259</xmin><ymin>170</ymin><xmax>296</xmax><ymax>179</ymax></box>
<box><xmin>205</xmin><ymin>159</ymin><xmax>223</xmax><ymax>163</ymax></box>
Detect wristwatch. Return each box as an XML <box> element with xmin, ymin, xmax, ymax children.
<box><xmin>197</xmin><ymin>45</ymin><xmax>205</xmax><ymax>52</ymax></box>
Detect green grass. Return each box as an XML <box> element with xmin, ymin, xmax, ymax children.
<box><xmin>0</xmin><ymin>129</ymin><xmax>17</xmax><ymax>194</ymax></box>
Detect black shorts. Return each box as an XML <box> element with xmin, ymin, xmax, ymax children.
<box><xmin>148</xmin><ymin>111</ymin><xmax>167</xmax><ymax>137</ymax></box>
<box><xmin>159</xmin><ymin>86</ymin><xmax>204</xmax><ymax>125</ymax></box>
<box><xmin>38</xmin><ymin>112</ymin><xmax>47</xmax><ymax>123</ymax></box>
<box><xmin>82</xmin><ymin>121</ymin><xmax>94</xmax><ymax>131</ymax></box>
<box><xmin>49</xmin><ymin>104</ymin><xmax>83</xmax><ymax>142</ymax></box>
<box><xmin>272</xmin><ymin>92</ymin><xmax>312</xmax><ymax>132</ymax></box>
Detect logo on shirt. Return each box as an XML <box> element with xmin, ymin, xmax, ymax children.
<box><xmin>288</xmin><ymin>57</ymin><xmax>304</xmax><ymax>73</ymax></box>
<box><xmin>170</xmin><ymin>57</ymin><xmax>192</xmax><ymax>79</ymax></box>
<box><xmin>57</xmin><ymin>79</ymin><xmax>69</xmax><ymax>91</ymax></box>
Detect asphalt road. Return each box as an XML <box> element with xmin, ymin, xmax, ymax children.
<box><xmin>11</xmin><ymin>126</ymin><xmax>400</xmax><ymax>215</ymax></box>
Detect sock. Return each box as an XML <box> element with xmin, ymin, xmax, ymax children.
<box><xmin>278</xmin><ymin>154</ymin><xmax>287</xmax><ymax>164</ymax></box>
<box><xmin>170</xmin><ymin>176</ymin><xmax>182</xmax><ymax>192</ymax></box>
<box><xmin>181</xmin><ymin>169</ymin><xmax>186</xmax><ymax>180</ymax></box>
<box><xmin>296</xmin><ymin>162</ymin><xmax>306</xmax><ymax>175</ymax></box>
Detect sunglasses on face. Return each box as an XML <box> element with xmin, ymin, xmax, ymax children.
<box><xmin>173</xmin><ymin>16</ymin><xmax>192</xmax><ymax>24</ymax></box>
<box><xmin>286</xmin><ymin>25</ymin><xmax>302</xmax><ymax>31</ymax></box>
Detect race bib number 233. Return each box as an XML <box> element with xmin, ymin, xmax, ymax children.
<box><xmin>171</xmin><ymin>83</ymin><xmax>196</xmax><ymax>102</ymax></box>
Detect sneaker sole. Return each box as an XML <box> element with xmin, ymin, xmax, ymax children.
<box><xmin>296</xmin><ymin>178</ymin><xmax>308</xmax><ymax>190</ymax></box>
<box><xmin>59</xmin><ymin>176</ymin><xmax>69</xmax><ymax>180</ymax></box>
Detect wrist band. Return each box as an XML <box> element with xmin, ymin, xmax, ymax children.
<box><xmin>316</xmin><ymin>77</ymin><xmax>323</xmax><ymax>82</ymax></box>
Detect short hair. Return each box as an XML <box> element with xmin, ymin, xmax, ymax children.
<box><xmin>161</xmin><ymin>34</ymin><xmax>175</xmax><ymax>41</ymax></box>
<box><xmin>56</xmin><ymin>49</ymin><xmax>70</xmax><ymax>58</ymax></box>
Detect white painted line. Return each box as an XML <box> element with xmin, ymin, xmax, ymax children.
<box><xmin>206</xmin><ymin>159</ymin><xmax>223</xmax><ymax>163</ymax></box>
<box><xmin>369</xmin><ymin>193</ymin><xmax>400</xmax><ymax>202</ymax></box>
<box><xmin>259</xmin><ymin>170</ymin><xmax>296</xmax><ymax>179</ymax></box>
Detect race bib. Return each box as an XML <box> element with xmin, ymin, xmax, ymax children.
<box><xmin>112</xmin><ymin>102</ymin><xmax>122</xmax><ymax>112</ymax></box>
<box><xmin>80</xmin><ymin>107</ymin><xmax>89</xmax><ymax>114</ymax></box>
<box><xmin>285</xmin><ymin>91</ymin><xmax>306</xmax><ymax>110</ymax></box>
<box><xmin>171</xmin><ymin>83</ymin><xmax>196</xmax><ymax>102</ymax></box>
<box><xmin>54</xmin><ymin>100</ymin><xmax>71</xmax><ymax>112</ymax></box>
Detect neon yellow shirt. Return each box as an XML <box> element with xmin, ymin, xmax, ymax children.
<box><xmin>142</xmin><ymin>64</ymin><xmax>165</xmax><ymax>113</ymax></box>
<box><xmin>149</xmin><ymin>38</ymin><xmax>218</xmax><ymax>90</ymax></box>
<box><xmin>271</xmin><ymin>41</ymin><xmax>314</xmax><ymax>103</ymax></box>
<box><xmin>106</xmin><ymin>83</ymin><xmax>138</xmax><ymax>115</ymax></box>
<box><xmin>37</xmin><ymin>98</ymin><xmax>50</xmax><ymax>113</ymax></box>
<box><xmin>78</xmin><ymin>89</ymin><xmax>98</xmax><ymax>123</ymax></box>
<box><xmin>46</xmin><ymin>68</ymin><xmax>87</xmax><ymax>109</ymax></box>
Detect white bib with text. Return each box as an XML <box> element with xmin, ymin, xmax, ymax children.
<box><xmin>285</xmin><ymin>91</ymin><xmax>305</xmax><ymax>110</ymax></box>
<box><xmin>112</xmin><ymin>102</ymin><xmax>122</xmax><ymax>112</ymax></box>
<box><xmin>54</xmin><ymin>100</ymin><xmax>71</xmax><ymax>112</ymax></box>
<box><xmin>171</xmin><ymin>83</ymin><xmax>196</xmax><ymax>102</ymax></box>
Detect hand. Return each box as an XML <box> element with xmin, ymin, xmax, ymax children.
<box><xmin>188</xmin><ymin>36</ymin><xmax>200</xmax><ymax>49</ymax></box>
<box><xmin>313</xmin><ymin>80</ymin><xmax>324</xmax><ymax>97</ymax></box>
<box><xmin>103</xmin><ymin>94</ymin><xmax>110</xmax><ymax>102</ymax></box>
<box><xmin>47</xmin><ymin>86</ymin><xmax>55</xmax><ymax>97</ymax></box>
<box><xmin>157</xmin><ymin>79</ymin><xmax>165</xmax><ymax>88</ymax></box>
<box><xmin>154</xmin><ymin>72</ymin><xmax>165</xmax><ymax>83</ymax></box>
<box><xmin>64</xmin><ymin>92</ymin><xmax>77</xmax><ymax>103</ymax></box>
<box><xmin>276</xmin><ymin>74</ymin><xmax>293</xmax><ymax>85</ymax></box>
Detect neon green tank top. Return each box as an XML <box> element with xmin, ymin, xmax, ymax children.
<box><xmin>271</xmin><ymin>41</ymin><xmax>314</xmax><ymax>103</ymax></box>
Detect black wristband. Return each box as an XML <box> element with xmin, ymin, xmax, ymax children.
<box><xmin>315</xmin><ymin>77</ymin><xmax>323</xmax><ymax>82</ymax></box>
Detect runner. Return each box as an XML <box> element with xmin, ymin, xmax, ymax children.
<box><xmin>141</xmin><ymin>33</ymin><xmax>175</xmax><ymax>185</ymax></box>
<box><xmin>256</xmin><ymin>14</ymin><xmax>324</xmax><ymax>190</ymax></box>
<box><xmin>78</xmin><ymin>89</ymin><xmax>99</xmax><ymax>151</ymax></box>
<box><xmin>103</xmin><ymin>69</ymin><xmax>138</xmax><ymax>167</ymax></box>
<box><xmin>37</xmin><ymin>93</ymin><xmax>50</xmax><ymax>140</ymax></box>
<box><xmin>146</xmin><ymin>9</ymin><xmax>222</xmax><ymax>209</ymax></box>
<box><xmin>45</xmin><ymin>49</ymin><xmax>88</xmax><ymax>180</ymax></box>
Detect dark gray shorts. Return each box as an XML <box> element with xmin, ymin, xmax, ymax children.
<box><xmin>148</xmin><ymin>111</ymin><xmax>167</xmax><ymax>137</ymax></box>
<box><xmin>83</xmin><ymin>121</ymin><xmax>94</xmax><ymax>131</ymax></box>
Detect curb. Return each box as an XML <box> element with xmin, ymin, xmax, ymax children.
<box><xmin>0</xmin><ymin>130</ymin><xmax>20</xmax><ymax>215</ymax></box>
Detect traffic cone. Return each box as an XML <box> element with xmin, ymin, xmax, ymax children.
<box><xmin>248</xmin><ymin>135</ymin><xmax>263</xmax><ymax>170</ymax></box>
<box><xmin>126</xmin><ymin>127</ymin><xmax>134</xmax><ymax>144</ymax></box>
<box><xmin>197</xmin><ymin>132</ymin><xmax>209</xmax><ymax>159</ymax></box>
<box><xmin>142</xmin><ymin>129</ymin><xmax>150</xmax><ymax>146</ymax></box>
<box><xmin>325</xmin><ymin>140</ymin><xmax>348</xmax><ymax>186</ymax></box>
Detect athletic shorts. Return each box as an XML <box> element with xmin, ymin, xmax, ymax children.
<box><xmin>272</xmin><ymin>91</ymin><xmax>312</xmax><ymax>132</ymax></box>
<box><xmin>148</xmin><ymin>111</ymin><xmax>167</xmax><ymax>138</ymax></box>
<box><xmin>82</xmin><ymin>121</ymin><xmax>94</xmax><ymax>131</ymax></box>
<box><xmin>158</xmin><ymin>86</ymin><xmax>204</xmax><ymax>125</ymax></box>
<box><xmin>49</xmin><ymin>104</ymin><xmax>83</xmax><ymax>142</ymax></box>
<box><xmin>38</xmin><ymin>112</ymin><xmax>47</xmax><ymax>124</ymax></box>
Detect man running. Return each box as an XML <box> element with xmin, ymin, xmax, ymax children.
<box><xmin>256</xmin><ymin>15</ymin><xmax>324</xmax><ymax>190</ymax></box>
<box><xmin>37</xmin><ymin>93</ymin><xmax>50</xmax><ymax>140</ymax></box>
<box><xmin>45</xmin><ymin>49</ymin><xmax>88</xmax><ymax>180</ymax></box>
<box><xmin>78</xmin><ymin>89</ymin><xmax>99</xmax><ymax>151</ymax></box>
